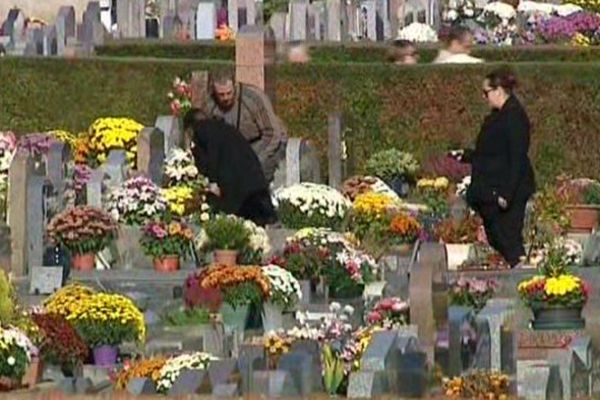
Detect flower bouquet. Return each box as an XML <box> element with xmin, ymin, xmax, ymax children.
<box><xmin>388</xmin><ymin>213</ymin><xmax>422</xmax><ymax>247</ymax></box>
<box><xmin>415</xmin><ymin>177</ymin><xmax>451</xmax><ymax>217</ymax></box>
<box><xmin>195</xmin><ymin>214</ymin><xmax>251</xmax><ymax>265</ymax></box>
<box><xmin>114</xmin><ymin>357</ymin><xmax>167</xmax><ymax>390</ymax></box>
<box><xmin>165</xmin><ymin>148</ymin><xmax>201</xmax><ymax>187</ymax></box>
<box><xmin>341</xmin><ymin>175</ymin><xmax>399</xmax><ymax>202</ymax></box>
<box><xmin>347</xmin><ymin>192</ymin><xmax>401</xmax><ymax>242</ymax></box>
<box><xmin>167</xmin><ymin>77</ymin><xmax>192</xmax><ymax>117</ymax></box>
<box><xmin>106</xmin><ymin>176</ymin><xmax>168</xmax><ymax>225</ymax></box>
<box><xmin>60</xmin><ymin>291</ymin><xmax>145</xmax><ymax>366</ymax></box>
<box><xmin>85</xmin><ymin>117</ymin><xmax>144</xmax><ymax>167</ymax></box>
<box><xmin>47</xmin><ymin>206</ymin><xmax>118</xmax><ymax>271</ymax></box>
<box><xmin>274</xmin><ymin>183</ymin><xmax>351</xmax><ymax>230</ymax></box>
<box><xmin>443</xmin><ymin>370</ymin><xmax>510</xmax><ymax>399</ymax></box>
<box><xmin>261</xmin><ymin>264</ymin><xmax>302</xmax><ymax>332</ymax></box>
<box><xmin>156</xmin><ymin>352</ymin><xmax>217</xmax><ymax>393</ymax></box>
<box><xmin>365</xmin><ymin>149</ymin><xmax>420</xmax><ymax>196</ymax></box>
<box><xmin>0</xmin><ymin>327</ymin><xmax>38</xmax><ymax>390</ymax></box>
<box><xmin>240</xmin><ymin>219</ymin><xmax>271</xmax><ymax>264</ymax></box>
<box><xmin>366</xmin><ymin>297</ymin><xmax>409</xmax><ymax>328</ymax></box>
<box><xmin>263</xmin><ymin>333</ymin><xmax>294</xmax><ymax>368</ymax></box>
<box><xmin>140</xmin><ymin>220</ymin><xmax>194</xmax><ymax>272</ymax></box>
<box><xmin>31</xmin><ymin>313</ymin><xmax>88</xmax><ymax>376</ymax></box>
<box><xmin>449</xmin><ymin>277</ymin><xmax>499</xmax><ymax>312</ymax></box>
<box><xmin>518</xmin><ymin>243</ymin><xmax>588</xmax><ymax>329</ymax></box>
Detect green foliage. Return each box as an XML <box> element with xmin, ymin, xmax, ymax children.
<box><xmin>222</xmin><ymin>281</ymin><xmax>264</xmax><ymax>308</ymax></box>
<box><xmin>365</xmin><ymin>149</ymin><xmax>420</xmax><ymax>183</ymax></box>
<box><xmin>4</xmin><ymin>58</ymin><xmax>600</xmax><ymax>184</ymax></box>
<box><xmin>277</xmin><ymin>200</ymin><xmax>345</xmax><ymax>230</ymax></box>
<box><xmin>203</xmin><ymin>214</ymin><xmax>250</xmax><ymax>251</ymax></box>
<box><xmin>163</xmin><ymin>307</ymin><xmax>211</xmax><ymax>326</ymax></box>
<box><xmin>584</xmin><ymin>182</ymin><xmax>600</xmax><ymax>205</ymax></box>
<box><xmin>74</xmin><ymin>319</ymin><xmax>138</xmax><ymax>347</ymax></box>
<box><xmin>0</xmin><ymin>271</ymin><xmax>15</xmax><ymax>325</ymax></box>
<box><xmin>322</xmin><ymin>344</ymin><xmax>346</xmax><ymax>395</ymax></box>
<box><xmin>0</xmin><ymin>345</ymin><xmax>28</xmax><ymax>380</ymax></box>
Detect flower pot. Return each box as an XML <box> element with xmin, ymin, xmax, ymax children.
<box><xmin>71</xmin><ymin>253</ymin><xmax>95</xmax><ymax>271</ymax></box>
<box><xmin>93</xmin><ymin>345</ymin><xmax>119</xmax><ymax>366</ymax></box>
<box><xmin>22</xmin><ymin>357</ymin><xmax>43</xmax><ymax>388</ymax></box>
<box><xmin>531</xmin><ymin>306</ymin><xmax>585</xmax><ymax>330</ymax></box>
<box><xmin>566</xmin><ymin>205</ymin><xmax>599</xmax><ymax>233</ymax></box>
<box><xmin>262</xmin><ymin>302</ymin><xmax>285</xmax><ymax>333</ymax></box>
<box><xmin>214</xmin><ymin>250</ymin><xmax>238</xmax><ymax>266</ymax></box>
<box><xmin>445</xmin><ymin>243</ymin><xmax>473</xmax><ymax>271</ymax></box>
<box><xmin>153</xmin><ymin>255</ymin><xmax>180</xmax><ymax>273</ymax></box>
<box><xmin>220</xmin><ymin>303</ymin><xmax>250</xmax><ymax>333</ymax></box>
<box><xmin>0</xmin><ymin>376</ymin><xmax>20</xmax><ymax>391</ymax></box>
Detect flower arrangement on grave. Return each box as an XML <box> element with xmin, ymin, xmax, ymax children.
<box><xmin>46</xmin><ymin>206</ymin><xmax>118</xmax><ymax>271</ymax></box>
<box><xmin>365</xmin><ymin>149</ymin><xmax>420</xmax><ymax>186</ymax></box>
<box><xmin>525</xmin><ymin>184</ymin><xmax>570</xmax><ymax>257</ymax></box>
<box><xmin>195</xmin><ymin>264</ymin><xmax>271</xmax><ymax>309</ymax></box>
<box><xmin>85</xmin><ymin>117</ymin><xmax>143</xmax><ymax>167</ymax></box>
<box><xmin>341</xmin><ymin>175</ymin><xmax>399</xmax><ymax>202</ymax></box>
<box><xmin>184</xmin><ymin>272</ymin><xmax>223</xmax><ymax>313</ymax></box>
<box><xmin>239</xmin><ymin>219</ymin><xmax>271</xmax><ymax>264</ymax></box>
<box><xmin>43</xmin><ymin>283</ymin><xmax>96</xmax><ymax>318</ymax></box>
<box><xmin>518</xmin><ymin>243</ymin><xmax>589</xmax><ymax>329</ymax></box>
<box><xmin>415</xmin><ymin>177</ymin><xmax>451</xmax><ymax>217</ymax></box>
<box><xmin>366</xmin><ymin>297</ymin><xmax>409</xmax><ymax>328</ymax></box>
<box><xmin>423</xmin><ymin>154</ymin><xmax>471</xmax><ymax>184</ymax></box>
<box><xmin>0</xmin><ymin>326</ymin><xmax>38</xmax><ymax>389</ymax></box>
<box><xmin>263</xmin><ymin>332</ymin><xmax>294</xmax><ymax>368</ymax></box>
<box><xmin>347</xmin><ymin>192</ymin><xmax>402</xmax><ymax>241</ymax></box>
<box><xmin>273</xmin><ymin>183</ymin><xmax>351</xmax><ymax>230</ymax></box>
<box><xmin>114</xmin><ymin>357</ymin><xmax>167</xmax><ymax>390</ymax></box>
<box><xmin>397</xmin><ymin>22</ymin><xmax>439</xmax><ymax>42</ymax></box>
<box><xmin>156</xmin><ymin>352</ymin><xmax>217</xmax><ymax>393</ymax></box>
<box><xmin>528</xmin><ymin>236</ymin><xmax>583</xmax><ymax>267</ymax></box>
<box><xmin>165</xmin><ymin>148</ymin><xmax>201</xmax><ymax>187</ymax></box>
<box><xmin>434</xmin><ymin>214</ymin><xmax>482</xmax><ymax>244</ymax></box>
<box><xmin>339</xmin><ymin>326</ymin><xmax>378</xmax><ymax>376</ymax></box>
<box><xmin>167</xmin><ymin>77</ymin><xmax>193</xmax><ymax>117</ymax></box>
<box><xmin>261</xmin><ymin>264</ymin><xmax>302</xmax><ymax>309</ymax></box>
<box><xmin>388</xmin><ymin>213</ymin><xmax>422</xmax><ymax>246</ymax></box>
<box><xmin>443</xmin><ymin>370</ymin><xmax>510</xmax><ymax>399</ymax></box>
<box><xmin>442</xmin><ymin>0</ymin><xmax>477</xmax><ymax>25</ymax></box>
<box><xmin>537</xmin><ymin>11</ymin><xmax>600</xmax><ymax>45</ymax></box>
<box><xmin>106</xmin><ymin>176</ymin><xmax>168</xmax><ymax>225</ymax></box>
<box><xmin>195</xmin><ymin>214</ymin><xmax>251</xmax><ymax>265</ymax></box>
<box><xmin>449</xmin><ymin>277</ymin><xmax>499</xmax><ymax>312</ymax></box>
<box><xmin>140</xmin><ymin>220</ymin><xmax>195</xmax><ymax>272</ymax></box>
<box><xmin>30</xmin><ymin>313</ymin><xmax>89</xmax><ymax>375</ymax></box>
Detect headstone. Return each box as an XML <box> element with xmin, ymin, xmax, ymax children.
<box><xmin>213</xmin><ymin>383</ymin><xmax>239</xmax><ymax>396</ymax></box>
<box><xmin>57</xmin><ymin>6</ymin><xmax>76</xmax><ymax>37</ymax></box>
<box><xmin>42</xmin><ymin>26</ymin><xmax>57</xmax><ymax>56</ymax></box>
<box><xmin>362</xmin><ymin>0</ymin><xmax>377</xmax><ymax>40</ymax></box>
<box><xmin>361</xmin><ymin>330</ymin><xmax>400</xmax><ymax>371</ymax></box>
<box><xmin>162</xmin><ymin>12</ymin><xmax>183</xmax><ymax>38</ymax></box>
<box><xmin>244</xmin><ymin>0</ymin><xmax>258</xmax><ymax>26</ymax></box>
<box><xmin>252</xmin><ymin>370</ymin><xmax>299</xmax><ymax>397</ymax></box>
<box><xmin>347</xmin><ymin>370</ymin><xmax>388</xmax><ymax>398</ymax></box>
<box><xmin>29</xmin><ymin>266</ymin><xmax>63</xmax><ymax>294</ymax></box>
<box><xmin>390</xmin><ymin>350</ymin><xmax>428</xmax><ymax>397</ymax></box>
<box><xmin>235</xmin><ymin>25</ymin><xmax>276</xmax><ymax>105</ymax></box>
<box><xmin>228</xmin><ymin>0</ymin><xmax>239</xmax><ymax>30</ymax></box>
<box><xmin>146</xmin><ymin>18</ymin><xmax>160</xmax><ymax>38</ymax></box>
<box><xmin>517</xmin><ymin>360</ymin><xmax>563</xmax><ymax>400</ymax></box>
<box><xmin>46</xmin><ymin>141</ymin><xmax>70</xmax><ymax>202</ymax></box>
<box><xmin>168</xmin><ymin>369</ymin><xmax>209</xmax><ymax>396</ymax></box>
<box><xmin>328</xmin><ymin>113</ymin><xmax>345</xmax><ymax>189</ymax></box>
<box><xmin>269</xmin><ymin>12</ymin><xmax>287</xmax><ymax>41</ymax></box>
<box><xmin>408</xmin><ymin>243</ymin><xmax>448</xmax><ymax>367</ymax></box>
<box><xmin>448</xmin><ymin>306</ymin><xmax>476</xmax><ymax>377</ymax></box>
<box><xmin>196</xmin><ymin>2</ymin><xmax>217</xmax><ymax>39</ymax></box>
<box><xmin>476</xmin><ymin>299</ymin><xmax>517</xmax><ymax>372</ymax></box>
<box><xmin>290</xmin><ymin>0</ymin><xmax>308</xmax><ymax>40</ymax></box>
<box><xmin>208</xmin><ymin>359</ymin><xmax>239</xmax><ymax>388</ymax></box>
<box><xmin>582</xmin><ymin>232</ymin><xmax>600</xmax><ymax>266</ymax></box>
<box><xmin>85</xmin><ymin>169</ymin><xmax>105</xmax><ymax>207</ymax></box>
<box><xmin>326</xmin><ymin>0</ymin><xmax>343</xmax><ymax>41</ymax></box>
<box><xmin>137</xmin><ymin>128</ymin><xmax>165</xmax><ymax>185</ymax></box>
<box><xmin>56</xmin><ymin>16</ymin><xmax>66</xmax><ymax>56</ymax></box>
<box><xmin>117</xmin><ymin>0</ymin><xmax>146</xmax><ymax>38</ymax></box>
<box><xmin>190</xmin><ymin>70</ymin><xmax>209</xmax><ymax>111</ymax></box>
<box><xmin>375</xmin><ymin>0</ymin><xmax>389</xmax><ymax>40</ymax></box>
<box><xmin>156</xmin><ymin>116</ymin><xmax>183</xmax><ymax>155</ymax></box>
<box><xmin>127</xmin><ymin>377</ymin><xmax>157</xmax><ymax>395</ymax></box>
<box><xmin>101</xmin><ymin>150</ymin><xmax>128</xmax><ymax>190</ymax></box>
<box><xmin>389</xmin><ymin>0</ymin><xmax>401</xmax><ymax>39</ymax></box>
<box><xmin>278</xmin><ymin>352</ymin><xmax>317</xmax><ymax>395</ymax></box>
<box><xmin>7</xmin><ymin>9</ymin><xmax>26</xmax><ymax>47</ymax></box>
<box><xmin>32</xmin><ymin>28</ymin><xmax>44</xmax><ymax>55</ymax></box>
<box><xmin>238</xmin><ymin>346</ymin><xmax>266</xmax><ymax>394</ymax></box>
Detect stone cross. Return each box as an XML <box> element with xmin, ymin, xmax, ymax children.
<box><xmin>235</xmin><ymin>25</ymin><xmax>276</xmax><ymax>106</ymax></box>
<box><xmin>137</xmin><ymin>128</ymin><xmax>165</xmax><ymax>185</ymax></box>
<box><xmin>328</xmin><ymin>113</ymin><xmax>345</xmax><ymax>189</ymax></box>
<box><xmin>408</xmin><ymin>243</ymin><xmax>449</xmax><ymax>367</ymax></box>
<box><xmin>8</xmin><ymin>151</ymin><xmax>35</xmax><ymax>276</ymax></box>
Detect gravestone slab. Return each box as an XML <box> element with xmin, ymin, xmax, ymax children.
<box><xmin>347</xmin><ymin>370</ymin><xmax>388</xmax><ymax>398</ymax></box>
<box><xmin>102</xmin><ymin>150</ymin><xmax>128</xmax><ymax>189</ymax></box>
<box><xmin>448</xmin><ymin>306</ymin><xmax>476</xmax><ymax>377</ymax></box>
<box><xmin>517</xmin><ymin>360</ymin><xmax>563</xmax><ymax>400</ymax></box>
<box><xmin>290</xmin><ymin>0</ymin><xmax>309</xmax><ymax>40</ymax></box>
<box><xmin>86</xmin><ymin>169</ymin><xmax>105</xmax><ymax>207</ymax></box>
<box><xmin>208</xmin><ymin>359</ymin><xmax>239</xmax><ymax>387</ymax></box>
<box><xmin>213</xmin><ymin>383</ymin><xmax>239</xmax><ymax>396</ymax></box>
<box><xmin>238</xmin><ymin>346</ymin><xmax>266</xmax><ymax>394</ymax></box>
<box><xmin>362</xmin><ymin>0</ymin><xmax>377</xmax><ymax>40</ymax></box>
<box><xmin>228</xmin><ymin>0</ymin><xmax>239</xmax><ymax>30</ymax></box>
<box><xmin>269</xmin><ymin>12</ymin><xmax>287</xmax><ymax>41</ymax></box>
<box><xmin>328</xmin><ymin>113</ymin><xmax>345</xmax><ymax>189</ymax></box>
<box><xmin>361</xmin><ymin>330</ymin><xmax>400</xmax><ymax>371</ymax></box>
<box><xmin>8</xmin><ymin>151</ymin><xmax>34</xmax><ymax>276</ymax></box>
<box><xmin>278</xmin><ymin>352</ymin><xmax>316</xmax><ymax>395</ymax></box>
<box><xmin>29</xmin><ymin>266</ymin><xmax>63</xmax><ymax>295</ymax></box>
<box><xmin>127</xmin><ymin>377</ymin><xmax>157</xmax><ymax>395</ymax></box>
<box><xmin>390</xmin><ymin>351</ymin><xmax>428</xmax><ymax>397</ymax></box>
<box><xmin>190</xmin><ymin>70</ymin><xmax>209</xmax><ymax>111</ymax></box>
<box><xmin>162</xmin><ymin>12</ymin><xmax>183</xmax><ymax>38</ymax></box>
<box><xmin>196</xmin><ymin>2</ymin><xmax>217</xmax><ymax>39</ymax></box>
<box><xmin>137</xmin><ymin>128</ymin><xmax>165</xmax><ymax>185</ymax></box>
<box><xmin>57</xmin><ymin>6</ymin><xmax>76</xmax><ymax>37</ymax></box>
<box><xmin>117</xmin><ymin>0</ymin><xmax>146</xmax><ymax>38</ymax></box>
<box><xmin>27</xmin><ymin>174</ymin><xmax>48</xmax><ymax>273</ymax></box>
<box><xmin>155</xmin><ymin>115</ymin><xmax>183</xmax><ymax>154</ymax></box>
<box><xmin>252</xmin><ymin>370</ymin><xmax>299</xmax><ymax>397</ymax></box>
<box><xmin>168</xmin><ymin>368</ymin><xmax>209</xmax><ymax>395</ymax></box>
<box><xmin>42</xmin><ymin>26</ymin><xmax>57</xmax><ymax>56</ymax></box>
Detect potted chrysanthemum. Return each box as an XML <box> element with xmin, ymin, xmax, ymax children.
<box><xmin>261</xmin><ymin>264</ymin><xmax>302</xmax><ymax>332</ymax></box>
<box><xmin>0</xmin><ymin>326</ymin><xmax>38</xmax><ymax>391</ymax></box>
<box><xmin>140</xmin><ymin>220</ymin><xmax>194</xmax><ymax>272</ymax></box>
<box><xmin>196</xmin><ymin>214</ymin><xmax>251</xmax><ymax>266</ymax></box>
<box><xmin>46</xmin><ymin>206</ymin><xmax>118</xmax><ymax>271</ymax></box>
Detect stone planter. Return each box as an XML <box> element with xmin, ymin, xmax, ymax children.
<box><xmin>532</xmin><ymin>305</ymin><xmax>585</xmax><ymax>330</ymax></box>
<box><xmin>262</xmin><ymin>302</ymin><xmax>284</xmax><ymax>333</ymax></box>
<box><xmin>566</xmin><ymin>205</ymin><xmax>599</xmax><ymax>233</ymax></box>
<box><xmin>445</xmin><ymin>243</ymin><xmax>473</xmax><ymax>271</ymax></box>
<box><xmin>299</xmin><ymin>280</ymin><xmax>311</xmax><ymax>305</ymax></box>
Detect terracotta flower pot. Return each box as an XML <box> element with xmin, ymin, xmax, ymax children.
<box><xmin>153</xmin><ymin>255</ymin><xmax>180</xmax><ymax>273</ymax></box>
<box><xmin>71</xmin><ymin>253</ymin><xmax>95</xmax><ymax>271</ymax></box>
<box><xmin>0</xmin><ymin>376</ymin><xmax>20</xmax><ymax>391</ymax></box>
<box><xmin>22</xmin><ymin>357</ymin><xmax>43</xmax><ymax>388</ymax></box>
<box><xmin>566</xmin><ymin>205</ymin><xmax>599</xmax><ymax>233</ymax></box>
<box><xmin>213</xmin><ymin>250</ymin><xmax>238</xmax><ymax>266</ymax></box>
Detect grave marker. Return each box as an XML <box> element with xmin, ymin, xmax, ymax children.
<box><xmin>156</xmin><ymin>115</ymin><xmax>183</xmax><ymax>154</ymax></box>
<box><xmin>162</xmin><ymin>12</ymin><xmax>183</xmax><ymax>38</ymax></box>
<box><xmin>86</xmin><ymin>168</ymin><xmax>105</xmax><ymax>208</ymax></box>
<box><xmin>127</xmin><ymin>378</ymin><xmax>157</xmax><ymax>395</ymax></box>
<box><xmin>102</xmin><ymin>150</ymin><xmax>128</xmax><ymax>190</ymax></box>
<box><xmin>137</xmin><ymin>128</ymin><xmax>165</xmax><ymax>185</ymax></box>
<box><xmin>269</xmin><ymin>12</ymin><xmax>287</xmax><ymax>41</ymax></box>
<box><xmin>290</xmin><ymin>0</ymin><xmax>308</xmax><ymax>40</ymax></box>
<box><xmin>57</xmin><ymin>6</ymin><xmax>76</xmax><ymax>37</ymax></box>
<box><xmin>29</xmin><ymin>266</ymin><xmax>63</xmax><ymax>295</ymax></box>
<box><xmin>46</xmin><ymin>141</ymin><xmax>70</xmax><ymax>203</ymax></box>
<box><xmin>235</xmin><ymin>25</ymin><xmax>276</xmax><ymax>105</ymax></box>
<box><xmin>196</xmin><ymin>1</ymin><xmax>217</xmax><ymax>39</ymax></box>
<box><xmin>117</xmin><ymin>0</ymin><xmax>146</xmax><ymax>38</ymax></box>
<box><xmin>326</xmin><ymin>0</ymin><xmax>343</xmax><ymax>41</ymax></box>
<box><xmin>328</xmin><ymin>113</ymin><xmax>345</xmax><ymax>189</ymax></box>
<box><xmin>228</xmin><ymin>0</ymin><xmax>240</xmax><ymax>30</ymax></box>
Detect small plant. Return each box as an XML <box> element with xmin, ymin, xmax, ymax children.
<box><xmin>140</xmin><ymin>220</ymin><xmax>194</xmax><ymax>259</ymax></box>
<box><xmin>434</xmin><ymin>215</ymin><xmax>482</xmax><ymax>244</ymax></box>
<box><xmin>0</xmin><ymin>326</ymin><xmax>38</xmax><ymax>384</ymax></box>
<box><xmin>449</xmin><ymin>277</ymin><xmax>499</xmax><ymax>312</ymax></box>
<box><xmin>366</xmin><ymin>297</ymin><xmax>409</xmax><ymax>328</ymax></box>
<box><xmin>389</xmin><ymin>213</ymin><xmax>422</xmax><ymax>245</ymax></box>
<box><xmin>201</xmin><ymin>214</ymin><xmax>250</xmax><ymax>251</ymax></box>
<box><xmin>415</xmin><ymin>177</ymin><xmax>451</xmax><ymax>217</ymax></box>
<box><xmin>322</xmin><ymin>344</ymin><xmax>345</xmax><ymax>395</ymax></box>
<box><xmin>162</xmin><ymin>307</ymin><xmax>211</xmax><ymax>327</ymax></box>
<box><xmin>443</xmin><ymin>370</ymin><xmax>510</xmax><ymax>399</ymax></box>
<box><xmin>0</xmin><ymin>270</ymin><xmax>16</xmax><ymax>325</ymax></box>
<box><xmin>365</xmin><ymin>149</ymin><xmax>420</xmax><ymax>183</ymax></box>
<box><xmin>261</xmin><ymin>264</ymin><xmax>302</xmax><ymax>309</ymax></box>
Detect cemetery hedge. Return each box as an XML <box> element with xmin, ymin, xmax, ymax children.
<box><xmin>95</xmin><ymin>40</ymin><xmax>600</xmax><ymax>63</ymax></box>
<box><xmin>2</xmin><ymin>57</ymin><xmax>600</xmax><ymax>183</ymax></box>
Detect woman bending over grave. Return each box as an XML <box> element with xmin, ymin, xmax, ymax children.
<box><xmin>450</xmin><ymin>67</ymin><xmax>535</xmax><ymax>268</ymax></box>
<box><xmin>183</xmin><ymin>108</ymin><xmax>277</xmax><ymax>227</ymax></box>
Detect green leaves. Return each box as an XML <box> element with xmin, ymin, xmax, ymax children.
<box><xmin>322</xmin><ymin>344</ymin><xmax>345</xmax><ymax>395</ymax></box>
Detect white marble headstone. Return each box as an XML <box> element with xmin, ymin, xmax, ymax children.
<box><xmin>196</xmin><ymin>1</ymin><xmax>217</xmax><ymax>39</ymax></box>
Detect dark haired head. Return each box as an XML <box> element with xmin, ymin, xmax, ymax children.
<box><xmin>486</xmin><ymin>67</ymin><xmax>518</xmax><ymax>93</ymax></box>
<box><xmin>388</xmin><ymin>40</ymin><xmax>417</xmax><ymax>63</ymax></box>
<box><xmin>443</xmin><ymin>25</ymin><xmax>472</xmax><ymax>45</ymax></box>
<box><xmin>392</xmin><ymin>39</ymin><xmax>414</xmax><ymax>49</ymax></box>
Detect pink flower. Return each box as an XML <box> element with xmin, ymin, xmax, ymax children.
<box><xmin>151</xmin><ymin>225</ymin><xmax>167</xmax><ymax>238</ymax></box>
<box><xmin>379</xmin><ymin>298</ymin><xmax>394</xmax><ymax>310</ymax></box>
<box><xmin>367</xmin><ymin>311</ymin><xmax>382</xmax><ymax>324</ymax></box>
<box><xmin>391</xmin><ymin>301</ymin><xmax>407</xmax><ymax>312</ymax></box>
<box><xmin>170</xmin><ymin>99</ymin><xmax>182</xmax><ymax>115</ymax></box>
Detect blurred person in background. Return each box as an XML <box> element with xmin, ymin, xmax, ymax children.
<box><xmin>388</xmin><ymin>39</ymin><xmax>419</xmax><ymax>65</ymax></box>
<box><xmin>434</xmin><ymin>25</ymin><xmax>483</xmax><ymax>64</ymax></box>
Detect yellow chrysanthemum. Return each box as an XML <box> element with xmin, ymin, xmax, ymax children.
<box><xmin>353</xmin><ymin>192</ymin><xmax>399</xmax><ymax>216</ymax></box>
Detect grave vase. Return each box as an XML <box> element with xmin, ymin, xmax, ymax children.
<box><xmin>92</xmin><ymin>345</ymin><xmax>119</xmax><ymax>367</ymax></box>
<box><xmin>299</xmin><ymin>280</ymin><xmax>311</xmax><ymax>305</ymax></box>
<box><xmin>262</xmin><ymin>302</ymin><xmax>284</xmax><ymax>333</ymax></box>
<box><xmin>445</xmin><ymin>243</ymin><xmax>473</xmax><ymax>270</ymax></box>
<box><xmin>213</xmin><ymin>250</ymin><xmax>238</xmax><ymax>266</ymax></box>
<box><xmin>22</xmin><ymin>356</ymin><xmax>43</xmax><ymax>388</ymax></box>
<box><xmin>153</xmin><ymin>255</ymin><xmax>180</xmax><ymax>273</ymax></box>
<box><xmin>531</xmin><ymin>305</ymin><xmax>585</xmax><ymax>330</ymax></box>
<box><xmin>71</xmin><ymin>252</ymin><xmax>95</xmax><ymax>271</ymax></box>
<box><xmin>220</xmin><ymin>303</ymin><xmax>250</xmax><ymax>334</ymax></box>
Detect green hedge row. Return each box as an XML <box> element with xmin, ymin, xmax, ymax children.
<box><xmin>95</xmin><ymin>40</ymin><xmax>600</xmax><ymax>63</ymax></box>
<box><xmin>2</xmin><ymin>57</ymin><xmax>600</xmax><ymax>184</ymax></box>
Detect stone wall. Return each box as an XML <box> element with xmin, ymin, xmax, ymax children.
<box><xmin>0</xmin><ymin>0</ymin><xmax>91</xmax><ymax>25</ymax></box>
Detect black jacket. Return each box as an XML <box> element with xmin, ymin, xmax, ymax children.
<box><xmin>465</xmin><ymin>95</ymin><xmax>536</xmax><ymax>208</ymax></box>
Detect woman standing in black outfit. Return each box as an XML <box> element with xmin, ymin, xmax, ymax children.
<box><xmin>455</xmin><ymin>68</ymin><xmax>536</xmax><ymax>268</ymax></box>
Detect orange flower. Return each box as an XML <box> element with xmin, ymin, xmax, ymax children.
<box><xmin>168</xmin><ymin>222</ymin><xmax>182</xmax><ymax>235</ymax></box>
<box><xmin>199</xmin><ymin>265</ymin><xmax>270</xmax><ymax>297</ymax></box>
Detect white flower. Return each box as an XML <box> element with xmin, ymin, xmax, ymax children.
<box><xmin>517</xmin><ymin>1</ymin><xmax>581</xmax><ymax>16</ymax></box>
<box><xmin>7</xmin><ymin>356</ymin><xmax>15</xmax><ymax>366</ymax></box>
<box><xmin>447</xmin><ymin>9</ymin><xmax>459</xmax><ymax>20</ymax></box>
<box><xmin>329</xmin><ymin>302</ymin><xmax>342</xmax><ymax>312</ymax></box>
<box><xmin>343</xmin><ymin>305</ymin><xmax>355</xmax><ymax>316</ymax></box>
<box><xmin>464</xmin><ymin>7</ymin><xmax>474</xmax><ymax>17</ymax></box>
<box><xmin>200</xmin><ymin>213</ymin><xmax>210</xmax><ymax>222</ymax></box>
<box><xmin>483</xmin><ymin>2</ymin><xmax>516</xmax><ymax>20</ymax></box>
<box><xmin>396</xmin><ymin>22</ymin><xmax>438</xmax><ymax>43</ymax></box>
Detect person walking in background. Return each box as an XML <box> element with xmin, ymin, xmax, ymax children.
<box><xmin>452</xmin><ymin>67</ymin><xmax>535</xmax><ymax>268</ymax></box>
<box><xmin>388</xmin><ymin>39</ymin><xmax>419</xmax><ymax>65</ymax></box>
<box><xmin>433</xmin><ymin>26</ymin><xmax>483</xmax><ymax>64</ymax></box>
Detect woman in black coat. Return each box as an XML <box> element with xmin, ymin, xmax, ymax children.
<box><xmin>455</xmin><ymin>68</ymin><xmax>536</xmax><ymax>268</ymax></box>
<box><xmin>183</xmin><ymin>108</ymin><xmax>277</xmax><ymax>227</ymax></box>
